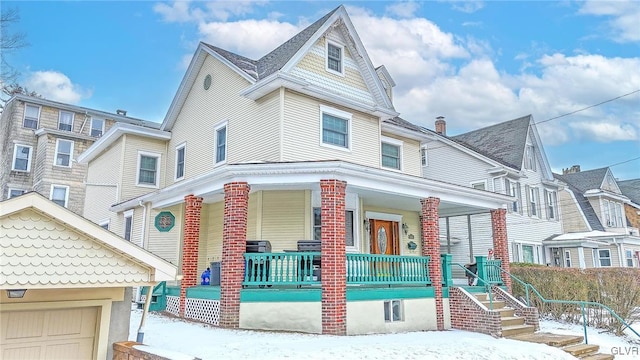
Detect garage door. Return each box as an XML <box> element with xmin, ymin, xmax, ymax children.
<box><xmin>1</xmin><ymin>307</ymin><xmax>98</xmax><ymax>360</ymax></box>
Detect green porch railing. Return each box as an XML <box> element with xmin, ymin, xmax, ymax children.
<box><xmin>441</xmin><ymin>254</ymin><xmax>453</xmax><ymax>287</ymax></box>
<box><xmin>486</xmin><ymin>263</ymin><xmax>640</xmax><ymax>344</ymax></box>
<box><xmin>452</xmin><ymin>262</ymin><xmax>495</xmax><ymax>310</ymax></box>
<box><xmin>243</xmin><ymin>253</ymin><xmax>431</xmax><ymax>287</ymax></box>
<box><xmin>140</xmin><ymin>281</ymin><xmax>167</xmax><ymax>312</ymax></box>
<box><xmin>476</xmin><ymin>256</ymin><xmax>503</xmax><ymax>285</ymax></box>
<box><xmin>346</xmin><ymin>253</ymin><xmax>431</xmax><ymax>285</ymax></box>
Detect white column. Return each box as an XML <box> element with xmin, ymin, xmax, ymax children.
<box><xmin>577</xmin><ymin>247</ymin><xmax>586</xmax><ymax>269</ymax></box>
<box><xmin>618</xmin><ymin>241</ymin><xmax>626</xmax><ymax>267</ymax></box>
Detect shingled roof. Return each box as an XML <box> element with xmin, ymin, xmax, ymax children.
<box><xmin>203</xmin><ymin>6</ymin><xmax>339</xmax><ymax>81</ymax></box>
<box><xmin>554</xmin><ymin>171</ymin><xmax>606</xmax><ymax>231</ymax></box>
<box><xmin>619</xmin><ymin>179</ymin><xmax>640</xmax><ymax>205</ymax></box>
<box><xmin>384</xmin><ymin>116</ymin><xmax>425</xmax><ymax>133</ymax></box>
<box><xmin>451</xmin><ymin>115</ymin><xmax>532</xmax><ymax>170</ymax></box>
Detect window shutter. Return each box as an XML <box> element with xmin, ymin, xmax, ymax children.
<box><xmin>525</xmin><ymin>185</ymin><xmax>531</xmax><ymax>216</ymax></box>
<box><xmin>543</xmin><ymin>190</ymin><xmax>549</xmax><ymax>219</ymax></box>
<box><xmin>536</xmin><ymin>188</ymin><xmax>542</xmax><ymax>218</ymax></box>
<box><xmin>517</xmin><ymin>183</ymin><xmax>523</xmax><ymax>214</ymax></box>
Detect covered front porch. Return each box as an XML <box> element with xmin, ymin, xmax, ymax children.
<box><xmin>136</xmin><ymin>161</ymin><xmax>513</xmax><ymax>335</ymax></box>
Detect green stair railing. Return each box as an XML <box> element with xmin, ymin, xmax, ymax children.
<box><xmin>452</xmin><ymin>262</ymin><xmax>495</xmax><ymax>310</ymax></box>
<box><xmin>487</xmin><ymin>264</ymin><xmax>640</xmax><ymax>344</ymax></box>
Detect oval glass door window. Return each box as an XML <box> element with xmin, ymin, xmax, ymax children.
<box><xmin>377</xmin><ymin>226</ymin><xmax>388</xmax><ymax>253</ymax></box>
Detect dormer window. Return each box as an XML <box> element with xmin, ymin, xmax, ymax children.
<box><xmin>525</xmin><ymin>145</ymin><xmax>536</xmax><ymax>171</ymax></box>
<box><xmin>326</xmin><ymin>42</ymin><xmax>343</xmax><ymax>75</ymax></box>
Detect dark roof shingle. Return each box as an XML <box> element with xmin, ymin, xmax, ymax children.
<box><xmin>554</xmin><ymin>171</ymin><xmax>606</xmax><ymax>231</ymax></box>
<box><xmin>555</xmin><ymin>167</ymin><xmax>608</xmax><ymax>193</ymax></box>
<box><xmin>619</xmin><ymin>179</ymin><xmax>640</xmax><ymax>205</ymax></box>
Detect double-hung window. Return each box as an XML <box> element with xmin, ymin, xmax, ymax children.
<box><xmin>12</xmin><ymin>144</ymin><xmax>32</xmax><ymax>172</ymax></box>
<box><xmin>58</xmin><ymin>111</ymin><xmax>74</xmax><ymax>132</ymax></box>
<box><xmin>527</xmin><ymin>186</ymin><xmax>539</xmax><ymax>217</ymax></box>
<box><xmin>55</xmin><ymin>139</ymin><xmax>74</xmax><ymax>167</ymax></box>
<box><xmin>50</xmin><ymin>185</ymin><xmax>69</xmax><ymax>207</ymax></box>
<box><xmin>545</xmin><ymin>190</ymin><xmax>557</xmax><ymax>220</ymax></box>
<box><xmin>603</xmin><ymin>200</ymin><xmax>612</xmax><ymax>226</ymax></box>
<box><xmin>137</xmin><ymin>152</ymin><xmax>160</xmax><ymax>187</ymax></box>
<box><xmin>564</xmin><ymin>250</ymin><xmax>571</xmax><ymax>267</ymax></box>
<box><xmin>524</xmin><ymin>145</ymin><xmax>536</xmax><ymax>171</ymax></box>
<box><xmin>326</xmin><ymin>42</ymin><xmax>343</xmax><ymax>74</ymax></box>
<box><xmin>90</xmin><ymin>118</ymin><xmax>105</xmax><ymax>137</ymax></box>
<box><xmin>215</xmin><ymin>123</ymin><xmax>227</xmax><ymax>164</ymax></box>
<box><xmin>614</xmin><ymin>203</ymin><xmax>623</xmax><ymax>227</ymax></box>
<box><xmin>598</xmin><ymin>249</ymin><xmax>611</xmax><ymax>267</ymax></box>
<box><xmin>626</xmin><ymin>250</ymin><xmax>634</xmax><ymax>267</ymax></box>
<box><xmin>505</xmin><ymin>179</ymin><xmax>521</xmax><ymax>214</ymax></box>
<box><xmin>320</xmin><ymin>106</ymin><xmax>351</xmax><ymax>150</ymax></box>
<box><xmin>381</xmin><ymin>137</ymin><xmax>402</xmax><ymax>170</ymax></box>
<box><xmin>23</xmin><ymin>104</ymin><xmax>40</xmax><ymax>129</ymax></box>
<box><xmin>124</xmin><ymin>210</ymin><xmax>134</xmax><ymax>241</ymax></box>
<box><xmin>313</xmin><ymin>207</ymin><xmax>355</xmax><ymax>247</ymax></box>
<box><xmin>176</xmin><ymin>143</ymin><xmax>186</xmax><ymax>180</ymax></box>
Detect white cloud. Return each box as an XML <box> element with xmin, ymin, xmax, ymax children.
<box><xmin>448</xmin><ymin>1</ymin><xmax>485</xmax><ymax>14</ymax></box>
<box><xmin>154</xmin><ymin>0</ymin><xmax>268</xmax><ymax>23</ymax></box>
<box><xmin>579</xmin><ymin>0</ymin><xmax>640</xmax><ymax>43</ymax></box>
<box><xmin>153</xmin><ymin>1</ymin><xmax>198</xmax><ymax>23</ymax></box>
<box><xmin>24</xmin><ymin>71</ymin><xmax>89</xmax><ymax>104</ymax></box>
<box><xmin>385</xmin><ymin>1</ymin><xmax>420</xmax><ymax>18</ymax></box>
<box><xmin>569</xmin><ymin>121</ymin><xmax>638</xmax><ymax>142</ymax></box>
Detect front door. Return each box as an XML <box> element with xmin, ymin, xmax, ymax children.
<box><xmin>370</xmin><ymin>219</ymin><xmax>400</xmax><ymax>255</ymax></box>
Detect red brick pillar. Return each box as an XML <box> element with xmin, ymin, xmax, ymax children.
<box><xmin>320</xmin><ymin>179</ymin><xmax>347</xmax><ymax>335</ymax></box>
<box><xmin>491</xmin><ymin>208</ymin><xmax>511</xmax><ymax>292</ymax></box>
<box><xmin>180</xmin><ymin>194</ymin><xmax>203</xmax><ymax>317</ymax></box>
<box><xmin>421</xmin><ymin>197</ymin><xmax>444</xmax><ymax>330</ymax></box>
<box><xmin>220</xmin><ymin>182</ymin><xmax>250</xmax><ymax>328</ymax></box>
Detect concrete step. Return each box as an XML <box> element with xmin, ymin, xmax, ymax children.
<box><xmin>502</xmin><ymin>324</ymin><xmax>536</xmax><ymax>337</ymax></box>
<box><xmin>481</xmin><ymin>300</ymin><xmax>505</xmax><ymax>310</ymax></box>
<box><xmin>474</xmin><ymin>293</ymin><xmax>488</xmax><ymax>301</ymax></box>
<box><xmin>580</xmin><ymin>353</ymin><xmax>614</xmax><ymax>360</ymax></box>
<box><xmin>494</xmin><ymin>307</ymin><xmax>515</xmax><ymax>318</ymax></box>
<box><xmin>501</xmin><ymin>316</ymin><xmax>525</xmax><ymax>327</ymax></box>
<box><xmin>563</xmin><ymin>344</ymin><xmax>600</xmax><ymax>357</ymax></box>
<box><xmin>509</xmin><ymin>332</ymin><xmax>584</xmax><ymax>347</ymax></box>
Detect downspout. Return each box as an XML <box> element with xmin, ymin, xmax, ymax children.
<box><xmin>136</xmin><ymin>283</ymin><xmax>154</xmax><ymax>343</ymax></box>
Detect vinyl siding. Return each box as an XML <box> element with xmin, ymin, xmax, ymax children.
<box><xmin>166</xmin><ymin>54</ymin><xmax>279</xmax><ymax>185</ymax></box>
<box><xmin>281</xmin><ymin>90</ymin><xmax>380</xmax><ymax>168</ymax></box>
<box><xmin>584</xmin><ymin>248</ymin><xmax>595</xmax><ymax>268</ymax></box>
<box><xmin>146</xmin><ymin>204</ymin><xmax>183</xmax><ymax>265</ymax></box>
<box><xmin>120</xmin><ymin>135</ymin><xmax>167</xmax><ymax>202</ymax></box>
<box><xmin>422</xmin><ymin>140</ymin><xmax>495</xmax><ymax>189</ymax></box>
<box><xmin>260</xmin><ymin>191</ymin><xmax>307</xmax><ymax>252</ymax></box>
<box><xmin>84</xmin><ymin>138</ymin><xmax>123</xmax><ymax>225</ymax></box>
<box><xmin>559</xmin><ymin>189</ymin><xmax>590</xmax><ymax>232</ymax></box>
<box><xmin>83</xmin><ymin>185</ymin><xmax>118</xmax><ymax>227</ymax></box>
<box><xmin>381</xmin><ymin>132</ymin><xmax>421</xmax><ymax>177</ymax></box>
<box><xmin>567</xmin><ymin>248</ymin><xmax>579</xmax><ymax>268</ymax></box>
<box><xmin>204</xmin><ymin>201</ymin><xmax>224</xmax><ymax>265</ymax></box>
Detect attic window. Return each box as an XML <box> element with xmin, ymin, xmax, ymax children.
<box><xmin>327</xmin><ymin>42</ymin><xmax>343</xmax><ymax>75</ymax></box>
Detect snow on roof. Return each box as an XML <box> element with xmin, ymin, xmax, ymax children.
<box><xmin>550</xmin><ymin>230</ymin><xmax>621</xmax><ymax>241</ymax></box>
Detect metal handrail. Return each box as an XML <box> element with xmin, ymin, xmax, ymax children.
<box><xmin>452</xmin><ymin>262</ymin><xmax>495</xmax><ymax>310</ymax></box>
<box><xmin>487</xmin><ymin>264</ymin><xmax>640</xmax><ymax>344</ymax></box>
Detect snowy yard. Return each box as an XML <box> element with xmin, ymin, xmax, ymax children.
<box><xmin>128</xmin><ymin>308</ymin><xmax>639</xmax><ymax>360</ymax></box>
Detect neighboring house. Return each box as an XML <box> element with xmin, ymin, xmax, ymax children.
<box><xmin>420</xmin><ymin>115</ymin><xmax>563</xmax><ymax>266</ymax></box>
<box><xmin>618</xmin><ymin>179</ymin><xmax>640</xmax><ymax>236</ymax></box>
<box><xmin>0</xmin><ymin>94</ymin><xmax>158</xmax><ymax>215</ymax></box>
<box><xmin>79</xmin><ymin>6</ymin><xmax>515</xmax><ymax>336</ymax></box>
<box><xmin>0</xmin><ymin>192</ymin><xmax>176</xmax><ymax>360</ymax></box>
<box><xmin>549</xmin><ymin>166</ymin><xmax>640</xmax><ymax>268</ymax></box>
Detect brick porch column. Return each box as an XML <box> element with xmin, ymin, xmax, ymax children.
<box><xmin>180</xmin><ymin>194</ymin><xmax>203</xmax><ymax>317</ymax></box>
<box><xmin>220</xmin><ymin>182</ymin><xmax>250</xmax><ymax>328</ymax></box>
<box><xmin>421</xmin><ymin>197</ymin><xmax>444</xmax><ymax>330</ymax></box>
<box><xmin>320</xmin><ymin>179</ymin><xmax>347</xmax><ymax>335</ymax></box>
<box><xmin>490</xmin><ymin>208</ymin><xmax>512</xmax><ymax>292</ymax></box>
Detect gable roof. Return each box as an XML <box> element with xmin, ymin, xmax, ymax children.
<box><xmin>554</xmin><ymin>172</ymin><xmax>605</xmax><ymax>231</ymax></box>
<box><xmin>556</xmin><ymin>167</ymin><xmax>609</xmax><ymax>193</ymax></box>
<box><xmin>0</xmin><ymin>193</ymin><xmax>177</xmax><ymax>289</ymax></box>
<box><xmin>619</xmin><ymin>179</ymin><xmax>640</xmax><ymax>205</ymax></box>
<box><xmin>451</xmin><ymin>115</ymin><xmax>532</xmax><ymax>170</ymax></box>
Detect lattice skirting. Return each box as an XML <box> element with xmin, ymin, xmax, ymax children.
<box><xmin>166</xmin><ymin>295</ymin><xmax>180</xmax><ymax>316</ymax></box>
<box><xmin>185</xmin><ymin>298</ymin><xmax>220</xmax><ymax>326</ymax></box>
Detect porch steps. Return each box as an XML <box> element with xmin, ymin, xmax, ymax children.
<box><xmin>510</xmin><ymin>332</ymin><xmax>614</xmax><ymax>359</ymax></box>
<box><xmin>473</xmin><ymin>293</ymin><xmax>535</xmax><ymax>338</ymax></box>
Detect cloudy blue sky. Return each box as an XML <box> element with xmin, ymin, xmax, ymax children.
<box><xmin>4</xmin><ymin>0</ymin><xmax>639</xmax><ymax>180</ymax></box>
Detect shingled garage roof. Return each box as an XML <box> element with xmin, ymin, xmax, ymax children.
<box><xmin>202</xmin><ymin>6</ymin><xmax>339</xmax><ymax>81</ymax></box>
<box><xmin>451</xmin><ymin>115</ymin><xmax>532</xmax><ymax>170</ymax></box>
<box><xmin>0</xmin><ymin>193</ymin><xmax>177</xmax><ymax>289</ymax></box>
<box><xmin>618</xmin><ymin>179</ymin><xmax>640</xmax><ymax>205</ymax></box>
<box><xmin>554</xmin><ymin>171</ymin><xmax>606</xmax><ymax>231</ymax></box>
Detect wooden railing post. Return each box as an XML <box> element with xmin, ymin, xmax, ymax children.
<box><xmin>475</xmin><ymin>256</ymin><xmax>487</xmax><ymax>285</ymax></box>
<box><xmin>441</xmin><ymin>254</ymin><xmax>453</xmax><ymax>287</ymax></box>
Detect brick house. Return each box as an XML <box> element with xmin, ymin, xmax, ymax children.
<box><xmin>79</xmin><ymin>6</ymin><xmax>529</xmax><ymax>336</ymax></box>
<box><xmin>0</xmin><ymin>94</ymin><xmax>157</xmax><ymax>215</ymax></box>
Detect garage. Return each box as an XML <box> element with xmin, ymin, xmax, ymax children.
<box><xmin>1</xmin><ymin>307</ymin><xmax>98</xmax><ymax>360</ymax></box>
<box><xmin>0</xmin><ymin>193</ymin><xmax>178</xmax><ymax>360</ymax></box>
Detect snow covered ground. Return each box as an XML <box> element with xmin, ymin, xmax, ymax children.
<box><xmin>127</xmin><ymin>308</ymin><xmax>639</xmax><ymax>360</ymax></box>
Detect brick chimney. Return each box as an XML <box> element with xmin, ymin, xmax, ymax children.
<box><xmin>562</xmin><ymin>165</ymin><xmax>581</xmax><ymax>174</ymax></box>
<box><xmin>435</xmin><ymin>116</ymin><xmax>446</xmax><ymax>136</ymax></box>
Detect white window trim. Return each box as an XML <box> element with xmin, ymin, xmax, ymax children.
<box><xmin>8</xmin><ymin>188</ymin><xmax>25</xmax><ymax>198</ymax></box>
<box><xmin>214</xmin><ymin>121</ymin><xmax>228</xmax><ymax>166</ymax></box>
<box><xmin>564</xmin><ymin>250</ymin><xmax>571</xmax><ymax>268</ymax></box>
<box><xmin>54</xmin><ymin>138</ymin><xmax>74</xmax><ymax>168</ymax></box>
<box><xmin>383</xmin><ymin>299</ymin><xmax>404</xmax><ymax>323</ymax></box>
<box><xmin>99</xmin><ymin>219</ymin><xmax>110</xmax><ymax>230</ymax></box>
<box><xmin>49</xmin><ymin>184</ymin><xmax>70</xmax><ymax>208</ymax></box>
<box><xmin>319</xmin><ymin>105</ymin><xmax>352</xmax><ymax>152</ymax></box>
<box><xmin>524</xmin><ymin>144</ymin><xmax>536</xmax><ymax>171</ymax></box>
<box><xmin>313</xmin><ymin>192</ymin><xmax>360</xmax><ymax>252</ymax></box>
<box><xmin>136</xmin><ymin>151</ymin><xmax>161</xmax><ymax>188</ymax></box>
<box><xmin>325</xmin><ymin>40</ymin><xmax>345</xmax><ymax>77</ymax></box>
<box><xmin>420</xmin><ymin>145</ymin><xmax>428</xmax><ymax>167</ymax></box>
<box><xmin>529</xmin><ymin>186</ymin><xmax>540</xmax><ymax>218</ymax></box>
<box><xmin>381</xmin><ymin>136</ymin><xmax>403</xmax><ymax>171</ymax></box>
<box><xmin>58</xmin><ymin>110</ymin><xmax>75</xmax><ymax>132</ymax></box>
<box><xmin>598</xmin><ymin>249</ymin><xmax>612</xmax><ymax>267</ymax></box>
<box><xmin>123</xmin><ymin>209</ymin><xmax>134</xmax><ymax>241</ymax></box>
<box><xmin>23</xmin><ymin>103</ymin><xmax>41</xmax><ymax>129</ymax></box>
<box><xmin>470</xmin><ymin>180</ymin><xmax>488</xmax><ymax>191</ymax></box>
<box><xmin>11</xmin><ymin>144</ymin><xmax>33</xmax><ymax>172</ymax></box>
<box><xmin>90</xmin><ymin>117</ymin><xmax>106</xmax><ymax>137</ymax></box>
<box><xmin>175</xmin><ymin>142</ymin><xmax>186</xmax><ymax>181</ymax></box>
